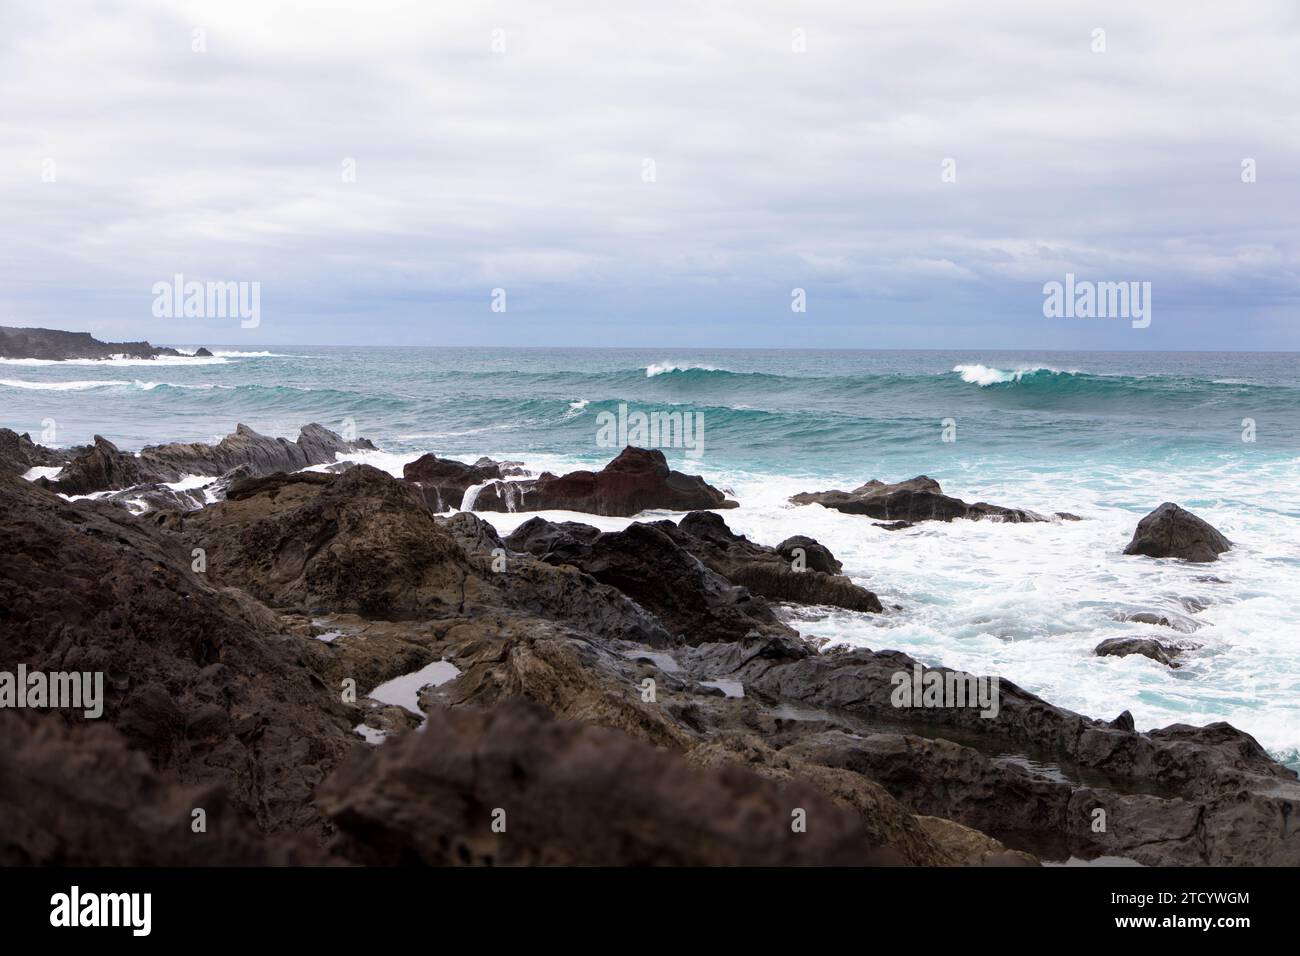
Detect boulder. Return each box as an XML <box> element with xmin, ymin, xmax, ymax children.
<box><xmin>790</xmin><ymin>475</ymin><xmax>1048</xmax><ymax>523</ymax></box>
<box><xmin>665</xmin><ymin>511</ymin><xmax>883</xmax><ymax>612</ymax></box>
<box><xmin>472</xmin><ymin>446</ymin><xmax>737</xmax><ymax>516</ymax></box>
<box><xmin>505</xmin><ymin>516</ymin><xmax>787</xmax><ymax>644</ymax></box>
<box><xmin>1123</xmin><ymin>503</ymin><xmax>1231</xmax><ymax>563</ymax></box>
<box><xmin>402</xmin><ymin>453</ymin><xmax>504</xmax><ymax>511</ymax></box>
<box><xmin>1094</xmin><ymin>636</ymin><xmax>1184</xmax><ymax>668</ymax></box>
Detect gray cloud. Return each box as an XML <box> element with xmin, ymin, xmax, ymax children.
<box><xmin>1</xmin><ymin>0</ymin><xmax>1297</xmax><ymax>348</ymax></box>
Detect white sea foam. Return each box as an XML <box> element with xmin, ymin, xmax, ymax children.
<box><xmin>645</xmin><ymin>361</ymin><xmax>723</xmax><ymax>377</ymax></box>
<box><xmin>0</xmin><ymin>355</ymin><xmax>228</xmax><ymax>366</ymax></box>
<box><xmin>474</xmin><ymin>456</ymin><xmax>1300</xmax><ymax>767</ymax></box>
<box><xmin>22</xmin><ymin>465</ymin><xmax>63</xmax><ymax>481</ymax></box>
<box><xmin>0</xmin><ymin>378</ymin><xmax>131</xmax><ymax>390</ymax></box>
<box><xmin>952</xmin><ymin>364</ymin><xmax>1063</xmax><ymax>386</ymax></box>
<box><xmin>299</xmin><ymin>449</ymin><xmax>415</xmax><ymax>478</ymax></box>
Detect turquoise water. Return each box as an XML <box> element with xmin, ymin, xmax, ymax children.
<box><xmin>4</xmin><ymin>347</ymin><xmax>1298</xmax><ymax>766</ymax></box>
<box><xmin>4</xmin><ymin>348</ymin><xmax>1298</xmax><ymax>473</ymax></box>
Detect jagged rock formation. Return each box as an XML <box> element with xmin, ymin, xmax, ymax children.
<box><xmin>1</xmin><ymin>442</ymin><xmax>1293</xmax><ymax>868</ymax></box>
<box><xmin>44</xmin><ymin>423</ymin><xmax>374</xmax><ymax>499</ymax></box>
<box><xmin>469</xmin><ymin>446</ymin><xmax>738</xmax><ymax>516</ymax></box>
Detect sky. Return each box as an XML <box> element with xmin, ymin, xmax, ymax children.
<box><xmin>1</xmin><ymin>0</ymin><xmax>1298</xmax><ymax>350</ymax></box>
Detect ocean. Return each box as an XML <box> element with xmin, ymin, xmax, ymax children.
<box><xmin>4</xmin><ymin>346</ymin><xmax>1298</xmax><ymax>767</ymax></box>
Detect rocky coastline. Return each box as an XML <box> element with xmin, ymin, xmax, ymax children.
<box><xmin>0</xmin><ymin>325</ymin><xmax>213</xmax><ymax>362</ymax></box>
<box><xmin>1</xmin><ymin>422</ymin><xmax>1292</xmax><ymax>867</ymax></box>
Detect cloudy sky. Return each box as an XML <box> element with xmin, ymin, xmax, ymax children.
<box><xmin>2</xmin><ymin>0</ymin><xmax>1297</xmax><ymax>349</ymax></box>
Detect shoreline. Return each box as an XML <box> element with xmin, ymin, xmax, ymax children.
<box><xmin>2</xmin><ymin>419</ymin><xmax>1297</xmax><ymax>866</ymax></box>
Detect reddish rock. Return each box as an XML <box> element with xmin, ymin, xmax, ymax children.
<box><xmin>474</xmin><ymin>446</ymin><xmax>737</xmax><ymax>516</ymax></box>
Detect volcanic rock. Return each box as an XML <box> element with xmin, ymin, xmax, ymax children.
<box><xmin>403</xmin><ymin>453</ymin><xmax>504</xmax><ymax>511</ymax></box>
<box><xmin>0</xmin><ymin>472</ymin><xmax>358</xmax><ymax>835</ymax></box>
<box><xmin>0</xmin><ymin>325</ymin><xmax>199</xmax><ymax>361</ymax></box>
<box><xmin>790</xmin><ymin>475</ymin><xmax>1047</xmax><ymax>523</ymax></box>
<box><xmin>47</xmin><ymin>423</ymin><xmax>374</xmax><ymax>498</ymax></box>
<box><xmin>471</xmin><ymin>446</ymin><xmax>737</xmax><ymax>516</ymax></box>
<box><xmin>1094</xmin><ymin>636</ymin><xmax>1185</xmax><ymax>668</ymax></box>
<box><xmin>1123</xmin><ymin>502</ymin><xmax>1231</xmax><ymax>563</ymax></box>
<box><xmin>664</xmin><ymin>511</ymin><xmax>883</xmax><ymax>612</ymax></box>
<box><xmin>182</xmin><ymin>466</ymin><xmax>671</xmax><ymax>645</ymax></box>
<box><xmin>505</xmin><ymin>516</ymin><xmax>789</xmax><ymax>644</ymax></box>
<box><xmin>0</xmin><ymin>428</ymin><xmax>72</xmax><ymax>477</ymax></box>
<box><xmin>317</xmin><ymin>698</ymin><xmax>881</xmax><ymax>865</ymax></box>
<box><xmin>0</xmin><ymin>711</ymin><xmax>325</xmax><ymax>865</ymax></box>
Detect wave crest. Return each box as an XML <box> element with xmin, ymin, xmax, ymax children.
<box><xmin>952</xmin><ymin>364</ymin><xmax>1066</xmax><ymax>386</ymax></box>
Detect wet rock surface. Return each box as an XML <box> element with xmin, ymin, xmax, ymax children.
<box><xmin>790</xmin><ymin>475</ymin><xmax>1050</xmax><ymax>523</ymax></box>
<box><xmin>1094</xmin><ymin>636</ymin><xmax>1186</xmax><ymax>668</ymax></box>
<box><xmin>1124</xmin><ymin>502</ymin><xmax>1232</xmax><ymax>563</ymax></box>
<box><xmin>402</xmin><ymin>453</ymin><xmax>508</xmax><ymax>511</ymax></box>
<box><xmin>45</xmin><ymin>423</ymin><xmax>373</xmax><ymax>498</ymax></box>
<box><xmin>0</xmin><ymin>428</ymin><xmax>74</xmax><ymax>476</ymax></box>
<box><xmin>471</xmin><ymin>446</ymin><xmax>738</xmax><ymax>516</ymax></box>
<box><xmin>2</xmin><ymin>438</ymin><xmax>1294</xmax><ymax>867</ymax></box>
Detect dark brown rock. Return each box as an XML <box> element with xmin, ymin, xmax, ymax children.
<box><xmin>48</xmin><ymin>423</ymin><xmax>374</xmax><ymax>498</ymax></box>
<box><xmin>184</xmin><ymin>466</ymin><xmax>672</xmax><ymax>645</ymax></box>
<box><xmin>402</xmin><ymin>453</ymin><xmax>503</xmax><ymax>511</ymax></box>
<box><xmin>472</xmin><ymin>446</ymin><xmax>737</xmax><ymax>516</ymax></box>
<box><xmin>0</xmin><ymin>711</ymin><xmax>326</xmax><ymax>865</ymax></box>
<box><xmin>790</xmin><ymin>475</ymin><xmax>1047</xmax><ymax>523</ymax></box>
<box><xmin>0</xmin><ymin>428</ymin><xmax>72</xmax><ymax>477</ymax></box>
<box><xmin>1123</xmin><ymin>502</ymin><xmax>1231</xmax><ymax>563</ymax></box>
<box><xmin>1094</xmin><ymin>636</ymin><xmax>1184</xmax><ymax>668</ymax></box>
<box><xmin>0</xmin><ymin>472</ymin><xmax>357</xmax><ymax>836</ymax></box>
<box><xmin>667</xmin><ymin>511</ymin><xmax>883</xmax><ymax>612</ymax></box>
<box><xmin>317</xmin><ymin>699</ymin><xmax>881</xmax><ymax>865</ymax></box>
<box><xmin>506</xmin><ymin>516</ymin><xmax>787</xmax><ymax>644</ymax></box>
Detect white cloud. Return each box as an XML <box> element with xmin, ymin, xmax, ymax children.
<box><xmin>0</xmin><ymin>0</ymin><xmax>1297</xmax><ymax>346</ymax></box>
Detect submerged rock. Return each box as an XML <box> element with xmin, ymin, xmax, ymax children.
<box><xmin>1095</xmin><ymin>636</ymin><xmax>1185</xmax><ymax>668</ymax></box>
<box><xmin>1123</xmin><ymin>502</ymin><xmax>1231</xmax><ymax>563</ymax></box>
<box><xmin>790</xmin><ymin>475</ymin><xmax>1047</xmax><ymax>523</ymax></box>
